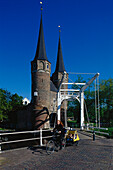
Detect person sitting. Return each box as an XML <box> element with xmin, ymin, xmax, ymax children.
<box><xmin>67</xmin><ymin>133</ymin><xmax>73</xmax><ymax>142</ymax></box>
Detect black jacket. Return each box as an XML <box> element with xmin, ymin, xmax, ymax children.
<box><xmin>53</xmin><ymin>124</ymin><xmax>64</xmax><ymax>133</ymax></box>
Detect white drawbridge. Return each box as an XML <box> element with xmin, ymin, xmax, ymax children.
<box><xmin>57</xmin><ymin>72</ymin><xmax>100</xmax><ymax>130</ymax></box>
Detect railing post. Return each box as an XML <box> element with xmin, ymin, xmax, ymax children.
<box><xmin>40</xmin><ymin>128</ymin><xmax>42</xmax><ymax>146</ymax></box>
<box><xmin>93</xmin><ymin>131</ymin><xmax>95</xmax><ymax>141</ymax></box>
<box><xmin>80</xmin><ymin>91</ymin><xmax>84</xmax><ymax>130</ymax></box>
<box><xmin>0</xmin><ymin>145</ymin><xmax>1</xmax><ymax>153</ymax></box>
<box><xmin>0</xmin><ymin>135</ymin><xmax>2</xmax><ymax>153</ymax></box>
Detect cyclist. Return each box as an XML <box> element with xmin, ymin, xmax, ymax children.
<box><xmin>53</xmin><ymin>120</ymin><xmax>65</xmax><ymax>149</ymax></box>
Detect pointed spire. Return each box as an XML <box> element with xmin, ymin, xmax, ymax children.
<box><xmin>34</xmin><ymin>13</ymin><xmax>48</xmax><ymax>61</ymax></box>
<box><xmin>55</xmin><ymin>34</ymin><xmax>65</xmax><ymax>73</ymax></box>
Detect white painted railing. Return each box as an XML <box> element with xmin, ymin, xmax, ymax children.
<box><xmin>0</xmin><ymin>129</ymin><xmax>52</xmax><ymax>153</ymax></box>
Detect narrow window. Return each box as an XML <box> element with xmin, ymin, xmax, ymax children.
<box><xmin>47</xmin><ymin>64</ymin><xmax>49</xmax><ymax>69</ymax></box>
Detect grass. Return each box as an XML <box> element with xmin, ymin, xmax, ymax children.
<box><xmin>0</xmin><ymin>127</ymin><xmax>6</xmax><ymax>130</ymax></box>
<box><xmin>0</xmin><ymin>127</ymin><xmax>14</xmax><ymax>131</ymax></box>
<box><xmin>108</xmin><ymin>127</ymin><xmax>113</xmax><ymax>137</ymax></box>
<box><xmin>89</xmin><ymin>127</ymin><xmax>113</xmax><ymax>138</ymax></box>
<box><xmin>67</xmin><ymin>120</ymin><xmax>77</xmax><ymax>123</ymax></box>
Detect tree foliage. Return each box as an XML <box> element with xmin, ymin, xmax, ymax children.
<box><xmin>0</xmin><ymin>89</ymin><xmax>23</xmax><ymax>121</ymax></box>
<box><xmin>100</xmin><ymin>79</ymin><xmax>113</xmax><ymax>125</ymax></box>
<box><xmin>67</xmin><ymin>76</ymin><xmax>113</xmax><ymax>127</ymax></box>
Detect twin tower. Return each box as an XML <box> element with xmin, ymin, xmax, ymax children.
<box><xmin>31</xmin><ymin>14</ymin><xmax>68</xmax><ymax>129</ymax></box>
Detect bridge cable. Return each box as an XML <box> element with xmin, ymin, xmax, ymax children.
<box><xmin>97</xmin><ymin>76</ymin><xmax>100</xmax><ymax>128</ymax></box>
<box><xmin>84</xmin><ymin>100</ymin><xmax>90</xmax><ymax>123</ymax></box>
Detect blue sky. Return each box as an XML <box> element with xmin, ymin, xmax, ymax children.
<box><xmin>0</xmin><ymin>0</ymin><xmax>113</xmax><ymax>100</ymax></box>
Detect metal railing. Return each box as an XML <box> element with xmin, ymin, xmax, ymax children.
<box><xmin>0</xmin><ymin>129</ymin><xmax>52</xmax><ymax>153</ymax></box>
<box><xmin>84</xmin><ymin>126</ymin><xmax>109</xmax><ymax>141</ymax></box>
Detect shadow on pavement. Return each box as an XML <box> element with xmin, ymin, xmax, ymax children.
<box><xmin>27</xmin><ymin>146</ymin><xmax>47</xmax><ymax>155</ymax></box>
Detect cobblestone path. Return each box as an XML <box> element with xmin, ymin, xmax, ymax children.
<box><xmin>0</xmin><ymin>132</ymin><xmax>113</xmax><ymax>170</ymax></box>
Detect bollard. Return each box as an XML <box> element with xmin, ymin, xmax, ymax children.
<box><xmin>93</xmin><ymin>131</ymin><xmax>95</xmax><ymax>141</ymax></box>
<box><xmin>40</xmin><ymin>128</ymin><xmax>42</xmax><ymax>146</ymax></box>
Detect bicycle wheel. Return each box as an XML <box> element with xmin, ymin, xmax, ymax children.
<box><xmin>61</xmin><ymin>138</ymin><xmax>66</xmax><ymax>150</ymax></box>
<box><xmin>46</xmin><ymin>140</ymin><xmax>55</xmax><ymax>155</ymax></box>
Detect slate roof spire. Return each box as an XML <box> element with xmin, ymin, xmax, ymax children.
<box><xmin>55</xmin><ymin>33</ymin><xmax>65</xmax><ymax>73</ymax></box>
<box><xmin>34</xmin><ymin>13</ymin><xmax>48</xmax><ymax>61</ymax></box>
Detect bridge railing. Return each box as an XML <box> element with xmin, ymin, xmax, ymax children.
<box><xmin>0</xmin><ymin>129</ymin><xmax>52</xmax><ymax>153</ymax></box>
<box><xmin>84</xmin><ymin>126</ymin><xmax>109</xmax><ymax>140</ymax></box>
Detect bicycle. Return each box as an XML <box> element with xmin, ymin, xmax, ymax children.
<box><xmin>46</xmin><ymin>132</ymin><xmax>66</xmax><ymax>155</ymax></box>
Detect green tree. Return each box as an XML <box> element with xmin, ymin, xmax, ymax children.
<box><xmin>9</xmin><ymin>93</ymin><xmax>23</xmax><ymax>111</ymax></box>
<box><xmin>0</xmin><ymin>89</ymin><xmax>23</xmax><ymax>121</ymax></box>
<box><xmin>0</xmin><ymin>89</ymin><xmax>11</xmax><ymax>121</ymax></box>
<box><xmin>100</xmin><ymin>79</ymin><xmax>113</xmax><ymax>126</ymax></box>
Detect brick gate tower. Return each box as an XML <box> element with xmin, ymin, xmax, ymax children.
<box><xmin>51</xmin><ymin>34</ymin><xmax>68</xmax><ymax>123</ymax></box>
<box><xmin>31</xmin><ymin>14</ymin><xmax>51</xmax><ymax>129</ymax></box>
<box><xmin>31</xmin><ymin>7</ymin><xmax>68</xmax><ymax>129</ymax></box>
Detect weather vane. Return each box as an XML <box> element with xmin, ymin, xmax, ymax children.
<box><xmin>40</xmin><ymin>1</ymin><xmax>43</xmax><ymax>11</ymax></box>
<box><xmin>58</xmin><ymin>25</ymin><xmax>61</xmax><ymax>33</ymax></box>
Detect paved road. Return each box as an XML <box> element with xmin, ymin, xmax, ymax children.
<box><xmin>0</xmin><ymin>132</ymin><xmax>113</xmax><ymax>170</ymax></box>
